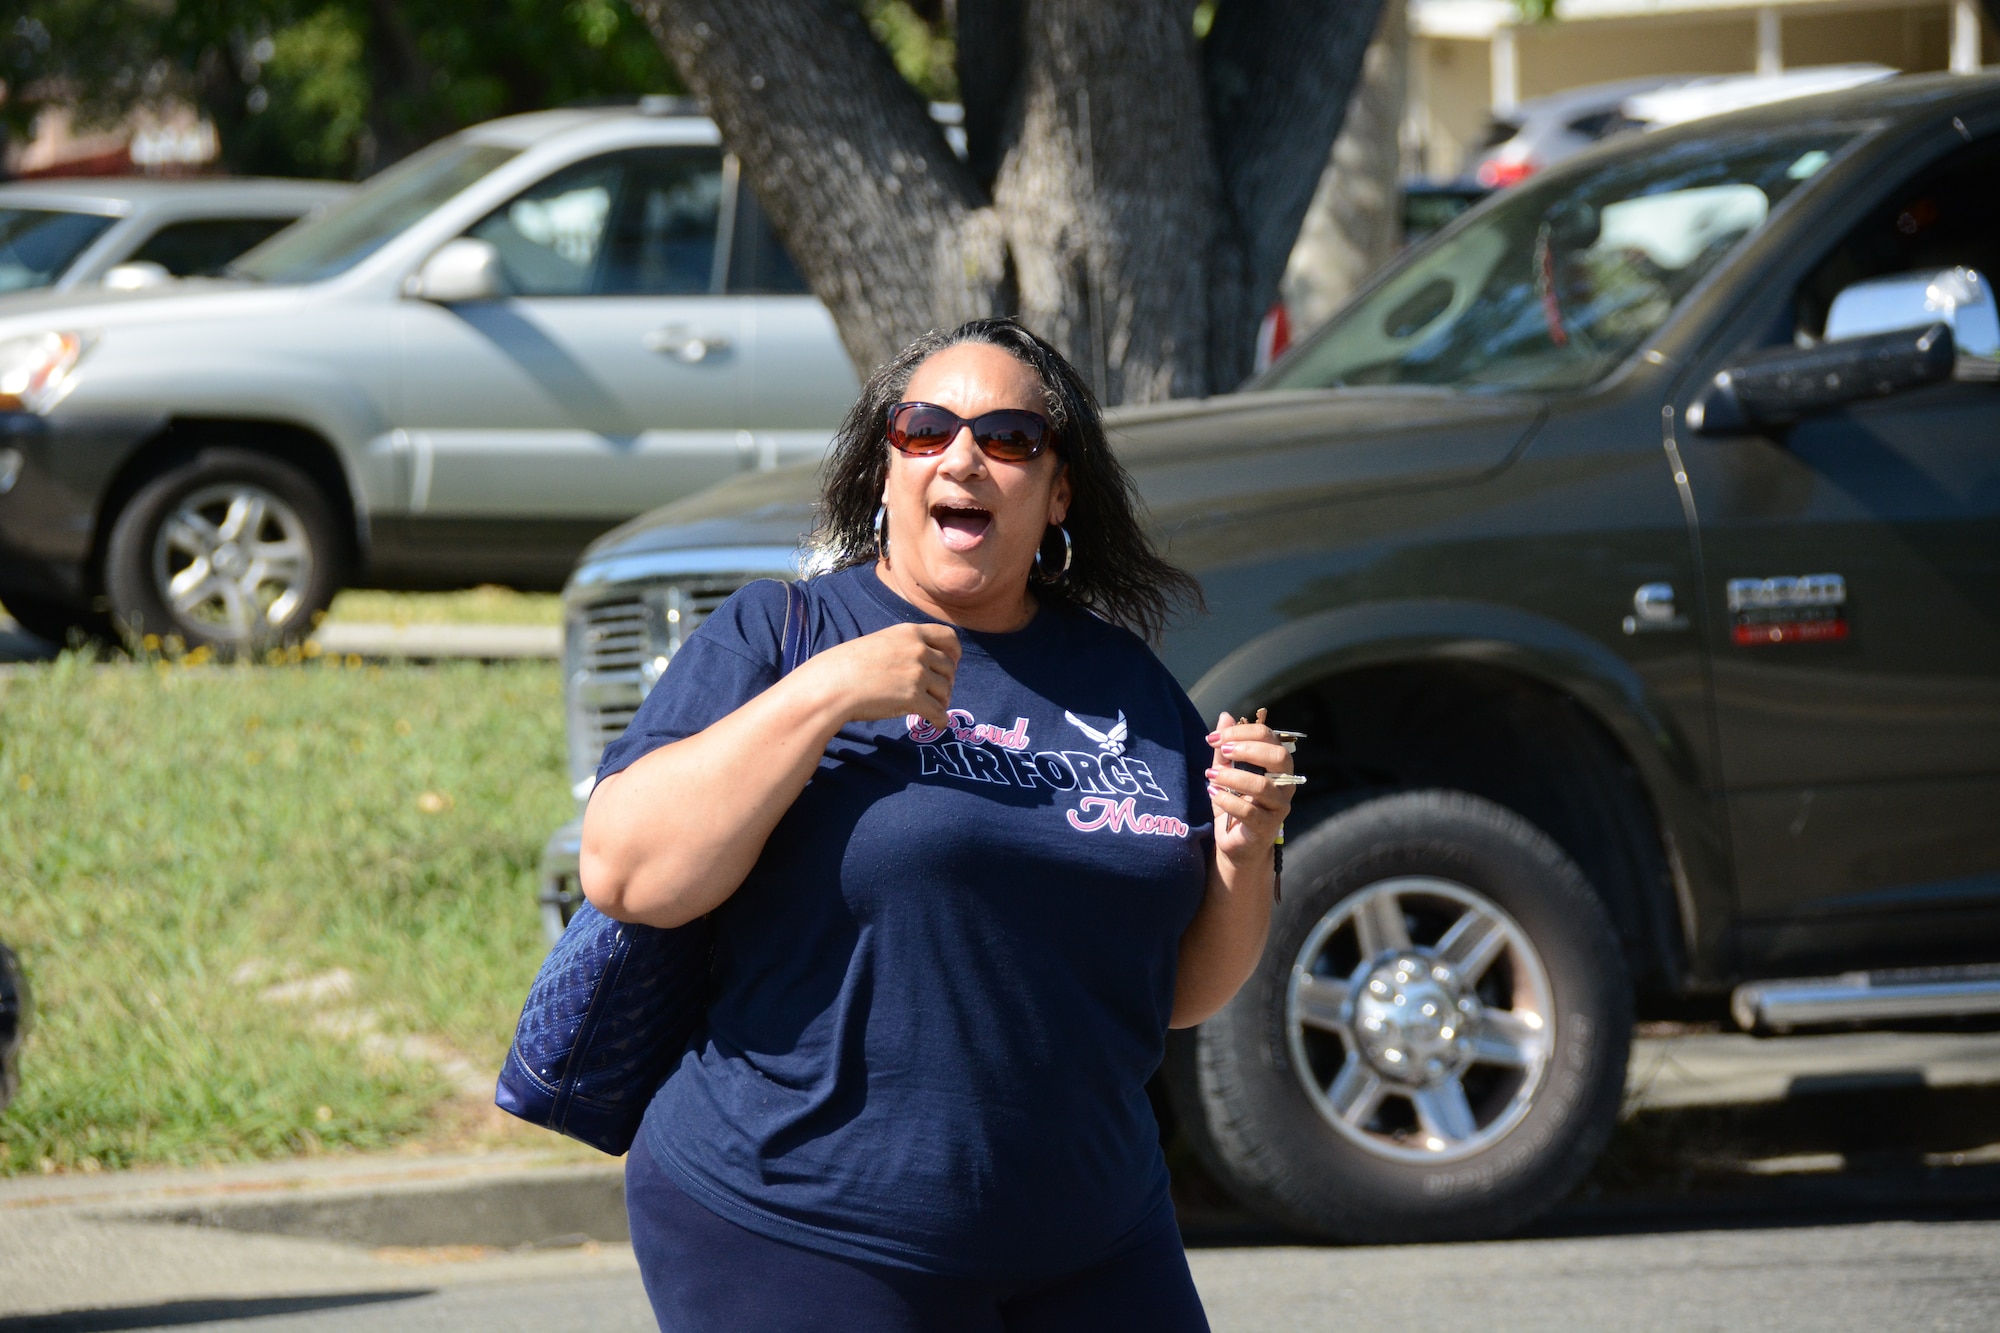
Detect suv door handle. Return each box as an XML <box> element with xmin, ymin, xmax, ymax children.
<box><xmin>642</xmin><ymin>327</ymin><xmax>732</xmax><ymax>363</ymax></box>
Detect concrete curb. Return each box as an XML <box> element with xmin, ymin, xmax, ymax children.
<box><xmin>116</xmin><ymin>1164</ymin><xmax>629</xmax><ymax>1249</ymax></box>
<box><xmin>2</xmin><ymin>1151</ymin><xmax>629</xmax><ymax>1250</ymax></box>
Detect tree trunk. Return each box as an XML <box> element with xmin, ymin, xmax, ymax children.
<box><xmin>992</xmin><ymin>3</ymin><xmax>1223</xmax><ymax>402</ymax></box>
<box><xmin>637</xmin><ymin>0</ymin><xmax>1382</xmax><ymax>400</ymax></box>
<box><xmin>1280</xmin><ymin>0</ymin><xmax>1408</xmax><ymax>334</ymax></box>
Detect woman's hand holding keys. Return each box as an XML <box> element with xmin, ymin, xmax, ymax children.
<box><xmin>1205</xmin><ymin>707</ymin><xmax>1298</xmax><ymax>862</ymax></box>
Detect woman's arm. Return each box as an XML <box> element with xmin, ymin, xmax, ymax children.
<box><xmin>1170</xmin><ymin>711</ymin><xmax>1295</xmax><ymax>1028</ymax></box>
<box><xmin>581</xmin><ymin>622</ymin><xmax>961</xmax><ymax>928</ymax></box>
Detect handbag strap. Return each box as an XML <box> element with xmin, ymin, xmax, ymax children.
<box><xmin>780</xmin><ymin>579</ymin><xmax>811</xmax><ymax>676</ymax></box>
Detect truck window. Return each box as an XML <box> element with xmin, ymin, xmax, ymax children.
<box><xmin>1793</xmin><ymin>136</ymin><xmax>2000</xmax><ymax>344</ymax></box>
<box><xmin>1268</xmin><ymin>128</ymin><xmax>1862</xmax><ymax>394</ymax></box>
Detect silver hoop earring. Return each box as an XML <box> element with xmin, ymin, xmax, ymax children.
<box><xmin>873</xmin><ymin>504</ymin><xmax>889</xmax><ymax>561</ymax></box>
<box><xmin>1035</xmin><ymin>524</ymin><xmax>1073</xmax><ymax>581</ymax></box>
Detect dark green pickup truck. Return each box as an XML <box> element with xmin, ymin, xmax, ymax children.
<box><xmin>540</xmin><ymin>72</ymin><xmax>2000</xmax><ymax>1241</ymax></box>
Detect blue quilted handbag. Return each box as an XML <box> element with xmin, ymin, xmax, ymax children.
<box><xmin>495</xmin><ymin>580</ymin><xmax>810</xmax><ymax>1155</ymax></box>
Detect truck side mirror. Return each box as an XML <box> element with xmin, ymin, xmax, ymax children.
<box><xmin>406</xmin><ymin>238</ymin><xmax>507</xmax><ymax>303</ymax></box>
<box><xmin>1826</xmin><ymin>266</ymin><xmax>1999</xmax><ymax>361</ymax></box>
<box><xmin>1688</xmin><ymin>322</ymin><xmax>1956</xmax><ymax>435</ymax></box>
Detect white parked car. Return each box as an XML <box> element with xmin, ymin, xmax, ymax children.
<box><xmin>1471</xmin><ymin>64</ymin><xmax>1898</xmax><ymax>189</ymax></box>
<box><xmin>0</xmin><ymin>177</ymin><xmax>347</xmax><ymax>299</ymax></box>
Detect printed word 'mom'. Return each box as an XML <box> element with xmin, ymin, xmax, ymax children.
<box><xmin>1067</xmin><ymin>797</ymin><xmax>1190</xmax><ymax>837</ymax></box>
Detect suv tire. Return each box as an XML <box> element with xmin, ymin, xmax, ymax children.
<box><xmin>0</xmin><ymin>590</ymin><xmax>107</xmax><ymax>649</ymax></box>
<box><xmin>1168</xmin><ymin>789</ymin><xmax>1631</xmax><ymax>1242</ymax></box>
<box><xmin>104</xmin><ymin>448</ymin><xmax>343</xmax><ymax>656</ymax></box>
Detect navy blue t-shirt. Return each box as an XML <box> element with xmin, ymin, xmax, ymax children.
<box><xmin>594</xmin><ymin>563</ymin><xmax>1213</xmax><ymax>1280</ymax></box>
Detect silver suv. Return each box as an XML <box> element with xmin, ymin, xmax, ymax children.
<box><xmin>0</xmin><ymin>104</ymin><xmax>856</xmax><ymax>651</ymax></box>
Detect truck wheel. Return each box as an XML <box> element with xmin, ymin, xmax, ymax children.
<box><xmin>1169</xmin><ymin>789</ymin><xmax>1631</xmax><ymax>1242</ymax></box>
<box><xmin>104</xmin><ymin>448</ymin><xmax>344</xmax><ymax>656</ymax></box>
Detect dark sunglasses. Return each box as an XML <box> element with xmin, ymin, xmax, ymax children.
<box><xmin>885</xmin><ymin>402</ymin><xmax>1055</xmax><ymax>462</ymax></box>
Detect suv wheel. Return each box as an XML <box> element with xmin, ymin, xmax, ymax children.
<box><xmin>104</xmin><ymin>448</ymin><xmax>343</xmax><ymax>656</ymax></box>
<box><xmin>1169</xmin><ymin>789</ymin><xmax>1631</xmax><ymax>1242</ymax></box>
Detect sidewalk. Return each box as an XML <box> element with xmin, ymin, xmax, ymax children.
<box><xmin>311</xmin><ymin>623</ymin><xmax>559</xmax><ymax>660</ymax></box>
<box><xmin>0</xmin><ymin>1151</ymin><xmax>635</xmax><ymax>1322</ymax></box>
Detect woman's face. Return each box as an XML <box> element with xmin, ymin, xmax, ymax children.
<box><xmin>877</xmin><ymin>342</ymin><xmax>1071</xmax><ymax>632</ymax></box>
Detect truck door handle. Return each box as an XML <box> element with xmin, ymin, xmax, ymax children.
<box><xmin>643</xmin><ymin>327</ymin><xmax>732</xmax><ymax>363</ymax></box>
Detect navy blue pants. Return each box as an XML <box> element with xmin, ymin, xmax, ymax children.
<box><xmin>625</xmin><ymin>1141</ymin><xmax>1211</xmax><ymax>1333</ymax></box>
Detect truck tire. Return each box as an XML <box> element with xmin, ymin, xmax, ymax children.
<box><xmin>1168</xmin><ymin>789</ymin><xmax>1631</xmax><ymax>1242</ymax></box>
<box><xmin>104</xmin><ymin>447</ymin><xmax>344</xmax><ymax>657</ymax></box>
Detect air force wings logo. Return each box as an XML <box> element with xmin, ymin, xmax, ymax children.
<box><xmin>1064</xmin><ymin>709</ymin><xmax>1128</xmax><ymax>757</ymax></box>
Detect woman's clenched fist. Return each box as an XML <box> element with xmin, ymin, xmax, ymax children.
<box><xmin>796</xmin><ymin>623</ymin><xmax>961</xmax><ymax>730</ymax></box>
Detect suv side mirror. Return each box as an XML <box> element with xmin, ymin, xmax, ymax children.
<box><xmin>1689</xmin><ymin>323</ymin><xmax>1956</xmax><ymax>435</ymax></box>
<box><xmin>406</xmin><ymin>238</ymin><xmax>506</xmax><ymax>303</ymax></box>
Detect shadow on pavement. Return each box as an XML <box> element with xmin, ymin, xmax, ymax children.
<box><xmin>1177</xmin><ymin>1080</ymin><xmax>2000</xmax><ymax>1248</ymax></box>
<box><xmin>0</xmin><ymin>1291</ymin><xmax>432</xmax><ymax>1332</ymax></box>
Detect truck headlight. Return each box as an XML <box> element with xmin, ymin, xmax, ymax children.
<box><xmin>0</xmin><ymin>332</ymin><xmax>88</xmax><ymax>413</ymax></box>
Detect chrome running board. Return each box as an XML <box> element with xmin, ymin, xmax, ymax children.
<box><xmin>1732</xmin><ymin>964</ymin><xmax>2000</xmax><ymax>1032</ymax></box>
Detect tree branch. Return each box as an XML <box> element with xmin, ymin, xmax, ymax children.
<box><xmin>634</xmin><ymin>0</ymin><xmax>1008</xmax><ymax>376</ymax></box>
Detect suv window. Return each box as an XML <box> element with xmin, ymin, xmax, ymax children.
<box><xmin>232</xmin><ymin>138</ymin><xmax>519</xmax><ymax>283</ymax></box>
<box><xmin>0</xmin><ymin>208</ymin><xmax>116</xmax><ymax>293</ymax></box>
<box><xmin>727</xmin><ymin>184</ymin><xmax>810</xmax><ymax>295</ymax></box>
<box><xmin>1794</xmin><ymin>136</ymin><xmax>2000</xmax><ymax>342</ymax></box>
<box><xmin>1269</xmin><ymin>128</ymin><xmax>1861</xmax><ymax>393</ymax></box>
<box><xmin>127</xmin><ymin>216</ymin><xmax>294</xmax><ymax>277</ymax></box>
<box><xmin>473</xmin><ymin>148</ymin><xmax>724</xmax><ymax>297</ymax></box>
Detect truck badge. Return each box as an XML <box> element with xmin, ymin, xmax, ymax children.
<box><xmin>1727</xmin><ymin>573</ymin><xmax>1847</xmax><ymax>645</ymax></box>
<box><xmin>1622</xmin><ymin>583</ymin><xmax>1687</xmax><ymax>635</ymax></box>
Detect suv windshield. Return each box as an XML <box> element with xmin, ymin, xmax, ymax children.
<box><xmin>1269</xmin><ymin>129</ymin><xmax>1861</xmax><ymax>393</ymax></box>
<box><xmin>0</xmin><ymin>208</ymin><xmax>117</xmax><ymax>293</ymax></box>
<box><xmin>231</xmin><ymin>138</ymin><xmax>518</xmax><ymax>284</ymax></box>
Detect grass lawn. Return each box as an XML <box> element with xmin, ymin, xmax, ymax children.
<box><xmin>0</xmin><ymin>655</ymin><xmax>574</xmax><ymax>1174</ymax></box>
<box><xmin>322</xmin><ymin>587</ymin><xmax>562</xmax><ymax>627</ymax></box>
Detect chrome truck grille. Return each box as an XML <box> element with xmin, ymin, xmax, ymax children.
<box><xmin>562</xmin><ymin>576</ymin><xmax>765</xmax><ymax>792</ymax></box>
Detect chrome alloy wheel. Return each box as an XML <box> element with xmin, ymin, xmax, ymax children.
<box><xmin>1286</xmin><ymin>876</ymin><xmax>1554</xmax><ymax>1163</ymax></box>
<box><xmin>151</xmin><ymin>482</ymin><xmax>313</xmax><ymax>641</ymax></box>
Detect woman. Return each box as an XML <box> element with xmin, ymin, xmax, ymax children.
<box><xmin>582</xmin><ymin>318</ymin><xmax>1294</xmax><ymax>1332</ymax></box>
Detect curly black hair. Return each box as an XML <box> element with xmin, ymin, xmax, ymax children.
<box><xmin>811</xmin><ymin>318</ymin><xmax>1203</xmax><ymax>645</ymax></box>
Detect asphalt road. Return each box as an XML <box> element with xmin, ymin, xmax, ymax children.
<box><xmin>5</xmin><ymin>1210</ymin><xmax>1998</xmax><ymax>1332</ymax></box>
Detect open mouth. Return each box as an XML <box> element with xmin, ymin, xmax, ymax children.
<box><xmin>930</xmin><ymin>501</ymin><xmax>993</xmax><ymax>552</ymax></box>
